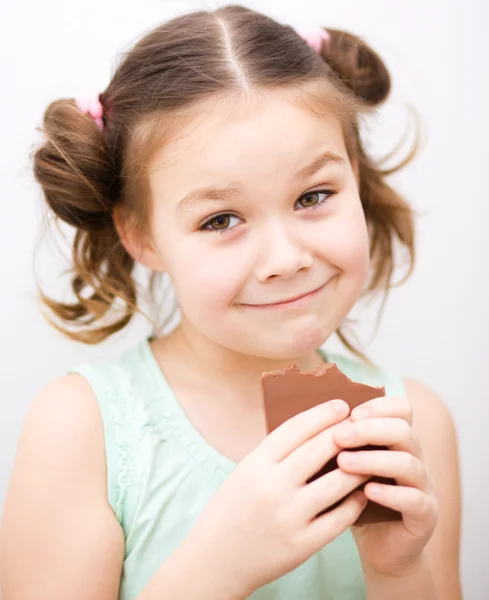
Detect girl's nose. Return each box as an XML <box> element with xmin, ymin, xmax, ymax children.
<box><xmin>254</xmin><ymin>221</ymin><xmax>313</xmax><ymax>282</ymax></box>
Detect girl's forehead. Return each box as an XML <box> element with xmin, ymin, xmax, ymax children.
<box><xmin>148</xmin><ymin>89</ymin><xmax>347</xmax><ymax>179</ymax></box>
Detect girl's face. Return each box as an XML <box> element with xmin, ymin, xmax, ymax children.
<box><xmin>145</xmin><ymin>90</ymin><xmax>370</xmax><ymax>359</ymax></box>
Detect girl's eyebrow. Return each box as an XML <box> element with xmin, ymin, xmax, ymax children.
<box><xmin>175</xmin><ymin>150</ymin><xmax>345</xmax><ymax>214</ymax></box>
<box><xmin>296</xmin><ymin>150</ymin><xmax>345</xmax><ymax>179</ymax></box>
<box><xmin>175</xmin><ymin>187</ymin><xmax>240</xmax><ymax>214</ymax></box>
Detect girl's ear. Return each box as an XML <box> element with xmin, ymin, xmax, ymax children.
<box><xmin>112</xmin><ymin>205</ymin><xmax>166</xmax><ymax>272</ymax></box>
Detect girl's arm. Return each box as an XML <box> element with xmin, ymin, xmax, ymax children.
<box><xmin>0</xmin><ymin>375</ymin><xmax>247</xmax><ymax>600</ymax></box>
<box><xmin>0</xmin><ymin>375</ymin><xmax>125</xmax><ymax>599</ymax></box>
<box><xmin>334</xmin><ymin>377</ymin><xmax>462</xmax><ymax>600</ymax></box>
<box><xmin>366</xmin><ymin>380</ymin><xmax>462</xmax><ymax>600</ymax></box>
<box><xmin>403</xmin><ymin>377</ymin><xmax>463</xmax><ymax>600</ymax></box>
<box><xmin>365</xmin><ymin>555</ymin><xmax>437</xmax><ymax>599</ymax></box>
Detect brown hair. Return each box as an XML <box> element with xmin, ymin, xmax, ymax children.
<box><xmin>33</xmin><ymin>4</ymin><xmax>416</xmax><ymax>355</ymax></box>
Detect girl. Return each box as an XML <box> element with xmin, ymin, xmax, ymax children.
<box><xmin>0</xmin><ymin>5</ymin><xmax>462</xmax><ymax>600</ymax></box>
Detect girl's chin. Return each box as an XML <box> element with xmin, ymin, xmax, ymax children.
<box><xmin>289</xmin><ymin>323</ymin><xmax>329</xmax><ymax>353</ymax></box>
<box><xmin>236</xmin><ymin>324</ymin><xmax>330</xmax><ymax>360</ymax></box>
<box><xmin>191</xmin><ymin>315</ymin><xmax>333</xmax><ymax>360</ymax></box>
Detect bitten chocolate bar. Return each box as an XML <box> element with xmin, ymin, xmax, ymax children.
<box><xmin>261</xmin><ymin>362</ymin><xmax>402</xmax><ymax>526</ymax></box>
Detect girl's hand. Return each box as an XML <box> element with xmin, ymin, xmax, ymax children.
<box><xmin>178</xmin><ymin>400</ymin><xmax>369</xmax><ymax>599</ymax></box>
<box><xmin>333</xmin><ymin>396</ymin><xmax>438</xmax><ymax>579</ymax></box>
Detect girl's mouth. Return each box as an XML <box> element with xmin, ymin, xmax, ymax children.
<box><xmin>242</xmin><ymin>283</ymin><xmax>327</xmax><ymax>309</ymax></box>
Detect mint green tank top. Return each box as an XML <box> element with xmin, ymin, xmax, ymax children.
<box><xmin>69</xmin><ymin>338</ymin><xmax>405</xmax><ymax>600</ymax></box>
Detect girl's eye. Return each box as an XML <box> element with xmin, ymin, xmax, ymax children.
<box><xmin>295</xmin><ymin>190</ymin><xmax>333</xmax><ymax>210</ymax></box>
<box><xmin>201</xmin><ymin>214</ymin><xmax>241</xmax><ymax>233</ymax></box>
<box><xmin>200</xmin><ymin>190</ymin><xmax>334</xmax><ymax>234</ymax></box>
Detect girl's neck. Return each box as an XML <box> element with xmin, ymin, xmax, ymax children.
<box><xmin>151</xmin><ymin>322</ymin><xmax>327</xmax><ymax>405</ymax></box>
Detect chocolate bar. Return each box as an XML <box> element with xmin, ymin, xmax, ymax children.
<box><xmin>261</xmin><ymin>362</ymin><xmax>402</xmax><ymax>526</ymax></box>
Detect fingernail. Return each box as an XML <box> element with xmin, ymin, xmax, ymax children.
<box><xmin>338</xmin><ymin>425</ymin><xmax>354</xmax><ymax>441</ymax></box>
<box><xmin>332</xmin><ymin>400</ymin><xmax>348</xmax><ymax>414</ymax></box>
<box><xmin>341</xmin><ymin>452</ymin><xmax>356</xmax><ymax>465</ymax></box>
<box><xmin>352</xmin><ymin>407</ymin><xmax>369</xmax><ymax>420</ymax></box>
<box><xmin>368</xmin><ymin>484</ymin><xmax>381</xmax><ymax>499</ymax></box>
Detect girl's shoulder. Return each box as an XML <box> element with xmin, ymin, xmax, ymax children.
<box><xmin>67</xmin><ymin>337</ymin><xmax>155</xmax><ymax>398</ymax></box>
<box><xmin>66</xmin><ymin>338</ymin><xmax>170</xmax><ymax>519</ymax></box>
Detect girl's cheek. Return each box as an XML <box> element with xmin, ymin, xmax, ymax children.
<box><xmin>172</xmin><ymin>243</ymin><xmax>250</xmax><ymax>307</ymax></box>
<box><xmin>320</xmin><ymin>213</ymin><xmax>369</xmax><ymax>271</ymax></box>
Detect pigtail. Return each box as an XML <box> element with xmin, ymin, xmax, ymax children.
<box><xmin>320</xmin><ymin>28</ymin><xmax>391</xmax><ymax>106</ymax></box>
<box><xmin>33</xmin><ymin>97</ymin><xmax>138</xmax><ymax>343</ymax></box>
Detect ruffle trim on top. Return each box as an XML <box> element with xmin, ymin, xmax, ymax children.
<box><xmin>136</xmin><ymin>339</ymin><xmax>237</xmax><ymax>488</ymax></box>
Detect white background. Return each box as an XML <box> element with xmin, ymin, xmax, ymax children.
<box><xmin>1</xmin><ymin>0</ymin><xmax>488</xmax><ymax>597</ymax></box>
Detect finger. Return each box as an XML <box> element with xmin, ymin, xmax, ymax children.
<box><xmin>283</xmin><ymin>421</ymin><xmax>349</xmax><ymax>484</ymax></box>
<box><xmin>298</xmin><ymin>469</ymin><xmax>369</xmax><ymax>520</ymax></box>
<box><xmin>306</xmin><ymin>490</ymin><xmax>368</xmax><ymax>549</ymax></box>
<box><xmin>263</xmin><ymin>400</ymin><xmax>350</xmax><ymax>462</ymax></box>
<box><xmin>363</xmin><ymin>482</ymin><xmax>438</xmax><ymax>538</ymax></box>
<box><xmin>351</xmin><ymin>396</ymin><xmax>412</xmax><ymax>425</ymax></box>
<box><xmin>337</xmin><ymin>450</ymin><xmax>428</xmax><ymax>489</ymax></box>
<box><xmin>334</xmin><ymin>418</ymin><xmax>422</xmax><ymax>457</ymax></box>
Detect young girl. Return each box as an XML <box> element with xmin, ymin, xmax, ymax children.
<box><xmin>0</xmin><ymin>5</ymin><xmax>462</xmax><ymax>600</ymax></box>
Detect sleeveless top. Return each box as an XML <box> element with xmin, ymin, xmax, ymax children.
<box><xmin>69</xmin><ymin>338</ymin><xmax>406</xmax><ymax>600</ymax></box>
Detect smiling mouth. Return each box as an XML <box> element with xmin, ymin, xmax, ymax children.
<box><xmin>243</xmin><ymin>283</ymin><xmax>326</xmax><ymax>308</ymax></box>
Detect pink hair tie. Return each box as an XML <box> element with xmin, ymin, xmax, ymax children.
<box><xmin>75</xmin><ymin>95</ymin><xmax>105</xmax><ymax>132</ymax></box>
<box><xmin>295</xmin><ymin>27</ymin><xmax>330</xmax><ymax>54</ymax></box>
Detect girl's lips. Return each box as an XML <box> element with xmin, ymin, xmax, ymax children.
<box><xmin>243</xmin><ymin>283</ymin><xmax>326</xmax><ymax>309</ymax></box>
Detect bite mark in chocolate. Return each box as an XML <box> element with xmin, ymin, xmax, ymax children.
<box><xmin>261</xmin><ymin>362</ymin><xmax>402</xmax><ymax>526</ymax></box>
